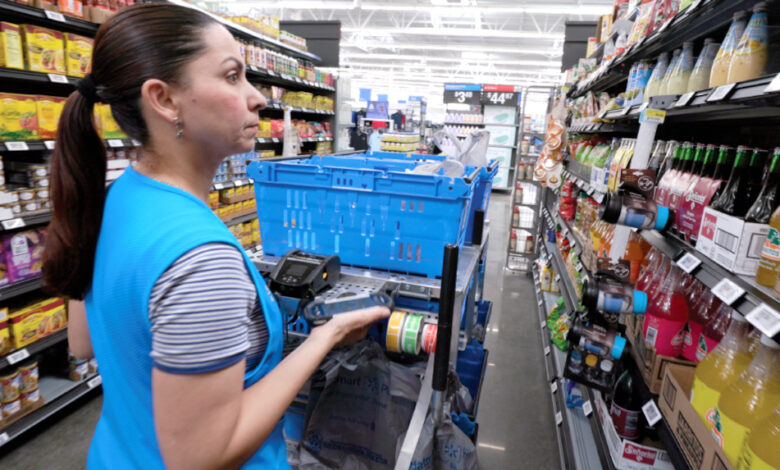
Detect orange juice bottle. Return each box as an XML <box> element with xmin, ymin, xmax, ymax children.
<box><xmin>735</xmin><ymin>405</ymin><xmax>780</xmax><ymax>470</ymax></box>
<box><xmin>624</xmin><ymin>232</ymin><xmax>645</xmax><ymax>283</ymax></box>
<box><xmin>691</xmin><ymin>313</ymin><xmax>753</xmax><ymax>433</ymax></box>
<box><xmin>718</xmin><ymin>336</ymin><xmax>780</xmax><ymax>465</ymax></box>
<box><xmin>600</xmin><ymin>224</ymin><xmax>614</xmax><ymax>258</ymax></box>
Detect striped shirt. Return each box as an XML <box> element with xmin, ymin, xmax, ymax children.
<box><xmin>149</xmin><ymin>243</ymin><xmax>268</xmax><ymax>374</ymax></box>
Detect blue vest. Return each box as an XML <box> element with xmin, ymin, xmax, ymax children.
<box><xmin>85</xmin><ymin>166</ymin><xmax>288</xmax><ymax>469</ymax></box>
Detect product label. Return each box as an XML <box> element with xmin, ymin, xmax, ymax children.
<box><xmin>734</xmin><ymin>13</ymin><xmax>768</xmax><ymax>56</ymax></box>
<box><xmin>737</xmin><ymin>443</ymin><xmax>776</xmax><ymax>470</ymax></box>
<box><xmin>696</xmin><ymin>334</ymin><xmax>720</xmax><ymax>362</ymax></box>
<box><xmin>759</xmin><ymin>227</ymin><xmax>780</xmax><ymax>261</ymax></box>
<box><xmin>677</xmin><ymin>177</ymin><xmax>722</xmax><ymax>241</ymax></box>
<box><xmin>644</xmin><ymin>314</ymin><xmax>686</xmax><ymax>357</ymax></box>
<box><xmin>622</xmin><ymin>442</ymin><xmax>659</xmax><ymax>465</ymax></box>
<box><xmin>682</xmin><ymin>321</ymin><xmax>705</xmax><ymax>362</ymax></box>
<box><xmin>720</xmin><ymin>412</ymin><xmax>751</xmax><ymax>464</ymax></box>
<box><xmin>690</xmin><ymin>377</ymin><xmax>722</xmax><ymax>437</ymax></box>
<box><xmin>610</xmin><ymin>401</ymin><xmax>641</xmax><ymax>440</ymax></box>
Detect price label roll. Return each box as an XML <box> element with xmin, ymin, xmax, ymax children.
<box><xmin>385</xmin><ymin>310</ymin><xmax>407</xmax><ymax>353</ymax></box>
<box><xmin>401</xmin><ymin>313</ymin><xmax>423</xmax><ymax>355</ymax></box>
<box><xmin>422</xmin><ymin>323</ymin><xmax>438</xmax><ymax>354</ymax></box>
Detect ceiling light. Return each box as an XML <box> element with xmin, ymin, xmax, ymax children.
<box><xmin>340</xmin><ymin>42</ymin><xmax>563</xmax><ymax>57</ymax></box>
<box><xmin>341</xmin><ymin>26</ymin><xmax>563</xmax><ymax>40</ymax></box>
<box><xmin>341</xmin><ymin>63</ymin><xmax>562</xmax><ymax>76</ymax></box>
<box><xmin>341</xmin><ymin>53</ymin><xmax>560</xmax><ymax>67</ymax></box>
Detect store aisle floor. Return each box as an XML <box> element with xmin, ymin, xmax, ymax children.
<box><xmin>0</xmin><ymin>194</ymin><xmax>559</xmax><ymax>470</ymax></box>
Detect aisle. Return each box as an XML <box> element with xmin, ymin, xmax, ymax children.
<box><xmin>476</xmin><ymin>192</ymin><xmax>561</xmax><ymax>470</ymax></box>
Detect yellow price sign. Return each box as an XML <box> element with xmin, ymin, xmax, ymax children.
<box><xmin>640</xmin><ymin>108</ymin><xmax>667</xmax><ymax>124</ymax></box>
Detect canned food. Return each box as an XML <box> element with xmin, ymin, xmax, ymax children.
<box><xmin>88</xmin><ymin>358</ymin><xmax>98</xmax><ymax>375</ymax></box>
<box><xmin>20</xmin><ymin>388</ymin><xmax>40</xmax><ymax>407</ymax></box>
<box><xmin>18</xmin><ymin>189</ymin><xmax>34</xmax><ymax>201</ymax></box>
<box><xmin>40</xmin><ymin>200</ymin><xmax>51</xmax><ymax>210</ymax></box>
<box><xmin>2</xmin><ymin>398</ymin><xmax>20</xmax><ymax>417</ymax></box>
<box><xmin>28</xmin><ymin>165</ymin><xmax>48</xmax><ymax>178</ymax></box>
<box><xmin>69</xmin><ymin>359</ymin><xmax>89</xmax><ymax>382</ymax></box>
<box><xmin>1</xmin><ymin>370</ymin><xmax>21</xmax><ymax>402</ymax></box>
<box><xmin>18</xmin><ymin>361</ymin><xmax>38</xmax><ymax>393</ymax></box>
<box><xmin>35</xmin><ymin>189</ymin><xmax>49</xmax><ymax>200</ymax></box>
<box><xmin>21</xmin><ymin>201</ymin><xmax>40</xmax><ymax>213</ymax></box>
<box><xmin>31</xmin><ymin>177</ymin><xmax>49</xmax><ymax>188</ymax></box>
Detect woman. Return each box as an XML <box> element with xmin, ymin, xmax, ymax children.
<box><xmin>43</xmin><ymin>4</ymin><xmax>389</xmax><ymax>469</ymax></box>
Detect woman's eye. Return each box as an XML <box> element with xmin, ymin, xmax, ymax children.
<box><xmin>228</xmin><ymin>73</ymin><xmax>239</xmax><ymax>83</ymax></box>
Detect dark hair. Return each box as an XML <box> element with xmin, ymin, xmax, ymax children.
<box><xmin>44</xmin><ymin>4</ymin><xmax>218</xmax><ymax>299</ymax></box>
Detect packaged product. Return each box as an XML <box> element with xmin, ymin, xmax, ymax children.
<box><xmin>20</xmin><ymin>387</ymin><xmax>40</xmax><ymax>407</ymax></box>
<box><xmin>2</xmin><ymin>398</ymin><xmax>20</xmax><ymax>418</ymax></box>
<box><xmin>21</xmin><ymin>25</ymin><xmax>65</xmax><ymax>74</ymax></box>
<box><xmin>628</xmin><ymin>0</ymin><xmax>656</xmax><ymax>46</ymax></box>
<box><xmin>88</xmin><ymin>358</ymin><xmax>98</xmax><ymax>375</ymax></box>
<box><xmin>36</xmin><ymin>96</ymin><xmax>65</xmax><ymax>140</ymax></box>
<box><xmin>58</xmin><ymin>0</ymin><xmax>84</xmax><ymax>17</ymax></box>
<box><xmin>0</xmin><ymin>22</ymin><xmax>24</xmax><ymax>70</ymax></box>
<box><xmin>69</xmin><ymin>358</ymin><xmax>89</xmax><ymax>382</ymax></box>
<box><xmin>652</xmin><ymin>0</ymin><xmax>678</xmax><ymax>31</ymax></box>
<box><xmin>0</xmin><ymin>369</ymin><xmax>21</xmax><ymax>402</ymax></box>
<box><xmin>0</xmin><ymin>308</ymin><xmax>10</xmax><ymax>355</ymax></box>
<box><xmin>2</xmin><ymin>229</ymin><xmax>45</xmax><ymax>283</ymax></box>
<box><xmin>0</xmin><ymin>93</ymin><xmax>39</xmax><ymax>140</ymax></box>
<box><xmin>18</xmin><ymin>360</ymin><xmax>38</xmax><ymax>393</ymax></box>
<box><xmin>64</xmin><ymin>33</ymin><xmax>92</xmax><ymax>77</ymax></box>
<box><xmin>94</xmin><ymin>104</ymin><xmax>126</xmax><ymax>139</ymax></box>
<box><xmin>727</xmin><ymin>3</ymin><xmax>769</xmax><ymax>85</ymax></box>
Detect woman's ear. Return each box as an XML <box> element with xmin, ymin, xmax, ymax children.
<box><xmin>141</xmin><ymin>78</ymin><xmax>180</xmax><ymax>125</ymax></box>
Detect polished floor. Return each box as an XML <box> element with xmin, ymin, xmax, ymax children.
<box><xmin>0</xmin><ymin>192</ymin><xmax>560</xmax><ymax>470</ymax></box>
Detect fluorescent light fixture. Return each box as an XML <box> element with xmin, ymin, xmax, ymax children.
<box><xmin>341</xmin><ymin>26</ymin><xmax>563</xmax><ymax>40</ymax></box>
<box><xmin>341</xmin><ymin>63</ymin><xmax>562</xmax><ymax>76</ymax></box>
<box><xmin>341</xmin><ymin>52</ymin><xmax>560</xmax><ymax>67</ymax></box>
<box><xmin>340</xmin><ymin>41</ymin><xmax>563</xmax><ymax>57</ymax></box>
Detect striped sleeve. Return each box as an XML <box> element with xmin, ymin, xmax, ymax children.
<box><xmin>148</xmin><ymin>243</ymin><xmax>255</xmax><ymax>374</ymax></box>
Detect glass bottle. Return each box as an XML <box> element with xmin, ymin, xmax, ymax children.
<box><xmin>710</xmin><ymin>11</ymin><xmax>748</xmax><ymax>88</ymax></box>
<box><xmin>667</xmin><ymin>41</ymin><xmax>695</xmax><ymax>95</ymax></box>
<box><xmin>699</xmin><ymin>144</ymin><xmax>719</xmax><ymax>178</ymax></box>
<box><xmin>746</xmin><ymin>148</ymin><xmax>780</xmax><ymax>223</ymax></box>
<box><xmin>610</xmin><ymin>370</ymin><xmax>644</xmax><ymax>441</ymax></box>
<box><xmin>710</xmin><ymin>145</ymin><xmax>751</xmax><ymax>213</ymax></box>
<box><xmin>727</xmin><ymin>3</ymin><xmax>769</xmax><ymax>84</ymax></box>
<box><xmin>660</xmin><ymin>49</ymin><xmax>682</xmax><ymax>96</ymax></box>
<box><xmin>645</xmin><ymin>53</ymin><xmax>670</xmax><ymax>102</ymax></box>
<box><xmin>688</xmin><ymin>38</ymin><xmax>720</xmax><ymax>92</ymax></box>
<box><xmin>689</xmin><ymin>143</ymin><xmax>708</xmax><ymax>176</ymax></box>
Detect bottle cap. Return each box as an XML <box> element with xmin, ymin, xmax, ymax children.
<box><xmin>612</xmin><ymin>335</ymin><xmax>627</xmax><ymax>359</ymax></box>
<box><xmin>600</xmin><ymin>359</ymin><xmax>614</xmax><ymax>373</ymax></box>
<box><xmin>632</xmin><ymin>290</ymin><xmax>648</xmax><ymax>314</ymax></box>
<box><xmin>654</xmin><ymin>206</ymin><xmax>671</xmax><ymax>231</ymax></box>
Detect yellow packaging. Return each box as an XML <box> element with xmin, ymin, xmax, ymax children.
<box><xmin>207</xmin><ymin>192</ymin><xmax>219</xmax><ymax>209</ymax></box>
<box><xmin>22</xmin><ymin>24</ymin><xmax>65</xmax><ymax>74</ymax></box>
<box><xmin>0</xmin><ymin>22</ymin><xmax>24</xmax><ymax>70</ymax></box>
<box><xmin>0</xmin><ymin>307</ymin><xmax>10</xmax><ymax>356</ymax></box>
<box><xmin>94</xmin><ymin>104</ymin><xmax>126</xmax><ymax>139</ymax></box>
<box><xmin>0</xmin><ymin>93</ymin><xmax>39</xmax><ymax>140</ymax></box>
<box><xmin>8</xmin><ymin>298</ymin><xmax>65</xmax><ymax>348</ymax></box>
<box><xmin>36</xmin><ymin>96</ymin><xmax>65</xmax><ymax>140</ymax></box>
<box><xmin>64</xmin><ymin>33</ymin><xmax>92</xmax><ymax>77</ymax></box>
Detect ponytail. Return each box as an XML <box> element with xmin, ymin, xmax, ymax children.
<box><xmin>43</xmin><ymin>91</ymin><xmax>106</xmax><ymax>299</ymax></box>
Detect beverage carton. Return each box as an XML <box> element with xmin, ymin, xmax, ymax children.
<box><xmin>675</xmin><ymin>177</ymin><xmax>723</xmax><ymax>242</ymax></box>
<box><xmin>695</xmin><ymin>207</ymin><xmax>769</xmax><ymax>275</ymax></box>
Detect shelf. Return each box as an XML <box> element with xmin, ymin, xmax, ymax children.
<box><xmin>0</xmin><ymin>138</ymin><xmax>139</xmax><ymax>152</ymax></box>
<box><xmin>0</xmin><ymin>374</ymin><xmax>102</xmax><ymax>449</ymax></box>
<box><xmin>246</xmin><ymin>66</ymin><xmax>335</xmax><ymax>93</ymax></box>
<box><xmin>210</xmin><ymin>178</ymin><xmax>253</xmax><ymax>191</ymax></box>
<box><xmin>261</xmin><ymin>102</ymin><xmax>336</xmax><ymax>115</ymax></box>
<box><xmin>562</xmin><ymin>159</ymin><xmax>606</xmax><ymax>203</ymax></box>
<box><xmin>255</xmin><ymin>137</ymin><xmax>333</xmax><ymax>146</ymax></box>
<box><xmin>0</xmin><ymin>211</ymin><xmax>52</xmax><ymax>233</ymax></box>
<box><xmin>488</xmin><ymin>144</ymin><xmax>516</xmax><ymax>149</ymax></box>
<box><xmin>570</xmin><ymin>0</ymin><xmax>767</xmax><ymax>99</ymax></box>
<box><xmin>0</xmin><ymin>329</ymin><xmax>67</xmax><ymax>370</ymax></box>
<box><xmin>443</xmin><ymin>122</ymin><xmax>484</xmax><ymax>126</ymax></box>
<box><xmin>640</xmin><ymin>229</ymin><xmax>780</xmax><ymax>342</ymax></box>
<box><xmin>0</xmin><ymin>0</ymin><xmax>98</xmax><ymax>37</ymax></box>
<box><xmin>568</xmin><ymin>121</ymin><xmax>638</xmax><ymax>134</ymax></box>
<box><xmin>225</xmin><ymin>212</ymin><xmax>257</xmax><ymax>227</ymax></box>
<box><xmin>483</xmin><ymin>123</ymin><xmax>519</xmax><ymax>128</ymax></box>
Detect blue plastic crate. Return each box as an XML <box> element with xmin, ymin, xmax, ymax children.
<box><xmin>248</xmin><ymin>156</ymin><xmax>475</xmax><ymax>278</ymax></box>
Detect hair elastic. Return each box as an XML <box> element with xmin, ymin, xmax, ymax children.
<box><xmin>77</xmin><ymin>74</ymin><xmax>101</xmax><ymax>104</ymax></box>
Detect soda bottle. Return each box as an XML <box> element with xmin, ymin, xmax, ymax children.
<box><xmin>689</xmin><ymin>143</ymin><xmax>707</xmax><ymax>176</ymax></box>
<box><xmin>746</xmin><ymin>148</ymin><xmax>780</xmax><ymax>223</ymax></box>
<box><xmin>647</xmin><ymin>140</ymin><xmax>667</xmax><ymax>175</ymax></box>
<box><xmin>710</xmin><ymin>145</ymin><xmax>736</xmax><ymax>203</ymax></box>
<box><xmin>698</xmin><ymin>303</ymin><xmax>733</xmax><ymax>361</ymax></box>
<box><xmin>643</xmin><ymin>256</ymin><xmax>672</xmax><ymax>303</ymax></box>
<box><xmin>735</xmin><ymin>405</ymin><xmax>780</xmax><ymax>470</ymax></box>
<box><xmin>711</xmin><ymin>146</ymin><xmax>752</xmax><ymax>213</ymax></box>
<box><xmin>698</xmin><ymin>144</ymin><xmax>719</xmax><ymax>178</ymax></box>
<box><xmin>643</xmin><ymin>266</ymin><xmax>689</xmax><ymax>357</ymax></box>
<box><xmin>610</xmin><ymin>370</ymin><xmax>644</xmax><ymax>441</ymax></box>
<box><xmin>691</xmin><ymin>312</ymin><xmax>753</xmax><ymax>432</ymax></box>
<box><xmin>683</xmin><ymin>288</ymin><xmax>721</xmax><ymax>363</ymax></box>
<box><xmin>718</xmin><ymin>336</ymin><xmax>780</xmax><ymax>464</ymax></box>
<box><xmin>656</xmin><ymin>140</ymin><xmax>679</xmax><ymax>184</ymax></box>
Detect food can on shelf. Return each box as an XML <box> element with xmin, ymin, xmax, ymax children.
<box><xmin>35</xmin><ymin>189</ymin><xmax>49</xmax><ymax>200</ymax></box>
<box><xmin>88</xmin><ymin>358</ymin><xmax>98</xmax><ymax>375</ymax></box>
<box><xmin>27</xmin><ymin>165</ymin><xmax>48</xmax><ymax>178</ymax></box>
<box><xmin>17</xmin><ymin>189</ymin><xmax>34</xmax><ymax>201</ymax></box>
<box><xmin>21</xmin><ymin>201</ymin><xmax>40</xmax><ymax>213</ymax></box>
<box><xmin>0</xmin><ymin>370</ymin><xmax>21</xmax><ymax>402</ymax></box>
<box><xmin>1</xmin><ymin>203</ymin><xmax>21</xmax><ymax>215</ymax></box>
<box><xmin>18</xmin><ymin>361</ymin><xmax>38</xmax><ymax>393</ymax></box>
<box><xmin>2</xmin><ymin>398</ymin><xmax>20</xmax><ymax>418</ymax></box>
<box><xmin>31</xmin><ymin>177</ymin><xmax>49</xmax><ymax>188</ymax></box>
<box><xmin>20</xmin><ymin>387</ymin><xmax>40</xmax><ymax>407</ymax></box>
<box><xmin>69</xmin><ymin>359</ymin><xmax>89</xmax><ymax>382</ymax></box>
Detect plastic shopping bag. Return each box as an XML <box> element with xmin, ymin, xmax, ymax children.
<box><xmin>407</xmin><ymin>402</ymin><xmax>479</xmax><ymax>470</ymax></box>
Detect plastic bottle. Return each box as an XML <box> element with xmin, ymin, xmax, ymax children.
<box><xmin>683</xmin><ymin>288</ymin><xmax>721</xmax><ymax>363</ymax></box>
<box><xmin>625</xmin><ymin>232</ymin><xmax>647</xmax><ymax>283</ymax></box>
<box><xmin>645</xmin><ymin>53</ymin><xmax>670</xmax><ymax>102</ymax></box>
<box><xmin>634</xmin><ymin>60</ymin><xmax>654</xmax><ymax>105</ymax></box>
<box><xmin>746</xmin><ymin>148</ymin><xmax>780</xmax><ymax>223</ymax></box>
<box><xmin>710</xmin><ymin>11</ymin><xmax>748</xmax><ymax>88</ymax></box>
<box><xmin>600</xmin><ymin>192</ymin><xmax>672</xmax><ymax>231</ymax></box>
<box><xmin>610</xmin><ymin>370</ymin><xmax>644</xmax><ymax>441</ymax></box>
<box><xmin>659</xmin><ymin>49</ymin><xmax>682</xmax><ymax>95</ymax></box>
<box><xmin>667</xmin><ymin>41</ymin><xmax>695</xmax><ymax>95</ymax></box>
<box><xmin>755</xmin><ymin>206</ymin><xmax>780</xmax><ymax>287</ymax></box>
<box><xmin>698</xmin><ymin>303</ymin><xmax>734</xmax><ymax>361</ymax></box>
<box><xmin>691</xmin><ymin>312</ymin><xmax>753</xmax><ymax>431</ymax></box>
<box><xmin>688</xmin><ymin>38</ymin><xmax>720</xmax><ymax>93</ymax></box>
<box><xmin>718</xmin><ymin>336</ymin><xmax>780</xmax><ymax>464</ymax></box>
<box><xmin>636</xmin><ymin>248</ymin><xmax>663</xmax><ymax>292</ymax></box>
<box><xmin>735</xmin><ymin>405</ymin><xmax>780</xmax><ymax>470</ymax></box>
<box><xmin>582</xmin><ymin>277</ymin><xmax>648</xmax><ymax>315</ymax></box>
<box><xmin>728</xmin><ymin>3</ymin><xmax>769</xmax><ymax>85</ymax></box>
<box><xmin>644</xmin><ymin>256</ymin><xmax>672</xmax><ymax>303</ymax></box>
<box><xmin>644</xmin><ymin>266</ymin><xmax>689</xmax><ymax>357</ymax></box>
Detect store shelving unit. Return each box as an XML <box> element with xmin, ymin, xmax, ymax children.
<box><xmin>505</xmin><ymin>177</ymin><xmax>542</xmax><ymax>273</ymax></box>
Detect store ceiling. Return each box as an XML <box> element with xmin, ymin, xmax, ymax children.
<box><xmin>214</xmin><ymin>0</ymin><xmax>613</xmax><ymax>92</ymax></box>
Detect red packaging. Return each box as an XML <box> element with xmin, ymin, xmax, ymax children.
<box><xmin>674</xmin><ymin>177</ymin><xmax>723</xmax><ymax>242</ymax></box>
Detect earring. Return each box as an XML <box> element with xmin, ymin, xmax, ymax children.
<box><xmin>174</xmin><ymin>116</ymin><xmax>184</xmax><ymax>139</ymax></box>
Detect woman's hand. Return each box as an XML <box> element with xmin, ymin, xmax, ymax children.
<box><xmin>311</xmin><ymin>306</ymin><xmax>391</xmax><ymax>348</ymax></box>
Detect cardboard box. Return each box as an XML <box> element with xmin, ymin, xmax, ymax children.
<box><xmin>36</xmin><ymin>96</ymin><xmax>65</xmax><ymax>140</ymax></box>
<box><xmin>695</xmin><ymin>207</ymin><xmax>769</xmax><ymax>275</ymax></box>
<box><xmin>658</xmin><ymin>365</ymin><xmax>735</xmax><ymax>470</ymax></box>
<box><xmin>625</xmin><ymin>315</ymin><xmax>696</xmax><ymax>394</ymax></box>
<box><xmin>0</xmin><ymin>93</ymin><xmax>39</xmax><ymax>141</ymax></box>
<box><xmin>33</xmin><ymin>0</ymin><xmax>61</xmax><ymax>12</ymax></box>
<box><xmin>8</xmin><ymin>297</ymin><xmax>66</xmax><ymax>349</ymax></box>
<box><xmin>2</xmin><ymin>229</ymin><xmax>45</xmax><ymax>283</ymax></box>
<box><xmin>0</xmin><ymin>22</ymin><xmax>24</xmax><ymax>70</ymax></box>
<box><xmin>58</xmin><ymin>0</ymin><xmax>84</xmax><ymax>18</ymax></box>
<box><xmin>0</xmin><ymin>307</ymin><xmax>10</xmax><ymax>356</ymax></box>
<box><xmin>598</xmin><ymin>14</ymin><xmax>613</xmax><ymax>43</ymax></box>
<box><xmin>86</xmin><ymin>6</ymin><xmax>115</xmax><ymax>24</ymax></box>
<box><xmin>21</xmin><ymin>24</ymin><xmax>65</xmax><ymax>74</ymax></box>
<box><xmin>64</xmin><ymin>33</ymin><xmax>92</xmax><ymax>77</ymax></box>
<box><xmin>593</xmin><ymin>390</ymin><xmax>674</xmax><ymax>469</ymax></box>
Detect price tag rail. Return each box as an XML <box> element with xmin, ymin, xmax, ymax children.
<box><xmin>245</xmin><ymin>66</ymin><xmax>336</xmax><ymax>94</ymax></box>
<box><xmin>0</xmin><ymin>329</ymin><xmax>66</xmax><ymax>370</ymax></box>
<box><xmin>0</xmin><ymin>138</ymin><xmax>139</xmax><ymax>153</ymax></box>
<box><xmin>0</xmin><ymin>0</ymin><xmax>98</xmax><ymax>37</ymax></box>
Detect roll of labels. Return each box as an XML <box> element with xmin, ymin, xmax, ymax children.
<box><xmin>386</xmin><ymin>310</ymin><xmax>438</xmax><ymax>355</ymax></box>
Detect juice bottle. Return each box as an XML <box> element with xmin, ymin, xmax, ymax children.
<box><xmin>643</xmin><ymin>266</ymin><xmax>689</xmax><ymax>357</ymax></box>
<box><xmin>625</xmin><ymin>232</ymin><xmax>646</xmax><ymax>283</ymax></box>
<box><xmin>698</xmin><ymin>303</ymin><xmax>733</xmax><ymax>361</ymax></box>
<box><xmin>735</xmin><ymin>406</ymin><xmax>780</xmax><ymax>470</ymax></box>
<box><xmin>644</xmin><ymin>53</ymin><xmax>670</xmax><ymax>102</ymax></box>
<box><xmin>718</xmin><ymin>336</ymin><xmax>780</xmax><ymax>464</ymax></box>
<box><xmin>667</xmin><ymin>41</ymin><xmax>695</xmax><ymax>95</ymax></box>
<box><xmin>659</xmin><ymin>49</ymin><xmax>681</xmax><ymax>96</ymax></box>
<box><xmin>710</xmin><ymin>11</ymin><xmax>748</xmax><ymax>88</ymax></box>
<box><xmin>601</xmin><ymin>224</ymin><xmax>614</xmax><ymax>258</ymax></box>
<box><xmin>757</xmin><ymin>206</ymin><xmax>780</xmax><ymax>287</ymax></box>
<box><xmin>727</xmin><ymin>3</ymin><xmax>769</xmax><ymax>85</ymax></box>
<box><xmin>691</xmin><ymin>313</ymin><xmax>753</xmax><ymax>431</ymax></box>
<box><xmin>688</xmin><ymin>38</ymin><xmax>720</xmax><ymax>93</ymax></box>
<box><xmin>636</xmin><ymin>248</ymin><xmax>663</xmax><ymax>292</ymax></box>
<box><xmin>747</xmin><ymin>327</ymin><xmax>763</xmax><ymax>356</ymax></box>
<box><xmin>684</xmin><ymin>288</ymin><xmax>721</xmax><ymax>363</ymax></box>
<box><xmin>644</xmin><ymin>256</ymin><xmax>672</xmax><ymax>303</ymax></box>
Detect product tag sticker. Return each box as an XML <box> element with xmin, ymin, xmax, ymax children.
<box><xmin>676</xmin><ymin>252</ymin><xmax>702</xmax><ymax>273</ymax></box>
<box><xmin>131</xmin><ymin>139</ymin><xmax>141</xmax><ymax>147</ymax></box>
<box><xmin>642</xmin><ymin>400</ymin><xmax>662</xmax><ymax>427</ymax></box>
<box><xmin>541</xmin><ymin>319</ymin><xmax>547</xmax><ymax>328</ymax></box>
<box><xmin>706</xmin><ymin>83</ymin><xmax>736</xmax><ymax>102</ymax></box>
<box><xmin>555</xmin><ymin>411</ymin><xmax>563</xmax><ymax>426</ymax></box>
<box><xmin>746</xmin><ymin>303</ymin><xmax>780</xmax><ymax>338</ymax></box>
<box><xmin>583</xmin><ymin>400</ymin><xmax>593</xmax><ymax>417</ymax></box>
<box><xmin>267</xmin><ymin>70</ymin><xmax>277</xmax><ymax>76</ymax></box>
<box><xmin>6</xmin><ymin>348</ymin><xmax>29</xmax><ymax>365</ymax></box>
<box><xmin>544</xmin><ymin>346</ymin><xmax>551</xmax><ymax>356</ymax></box>
<box><xmin>0</xmin><ymin>432</ymin><xmax>8</xmax><ymax>446</ymax></box>
<box><xmin>44</xmin><ymin>10</ymin><xmax>66</xmax><ymax>22</ymax></box>
<box><xmin>575</xmin><ymin>262</ymin><xmax>583</xmax><ymax>272</ymax></box>
<box><xmin>764</xmin><ymin>73</ymin><xmax>780</xmax><ymax>94</ymax></box>
<box><xmin>551</xmin><ymin>381</ymin><xmax>558</xmax><ymax>394</ymax></box>
<box><xmin>675</xmin><ymin>92</ymin><xmax>696</xmax><ymax>107</ymax></box>
<box><xmin>213</xmin><ymin>183</ymin><xmax>225</xmax><ymax>191</ymax></box>
<box><xmin>554</xmin><ymin>274</ymin><xmax>560</xmax><ymax>284</ymax></box>
<box><xmin>712</xmin><ymin>278</ymin><xmax>746</xmax><ymax>305</ymax></box>
<box><xmin>640</xmin><ymin>108</ymin><xmax>666</xmax><ymax>124</ymax></box>
<box><xmin>44</xmin><ymin>140</ymin><xmax>55</xmax><ymax>150</ymax></box>
<box><xmin>107</xmin><ymin>139</ymin><xmax>124</xmax><ymax>148</ymax></box>
<box><xmin>87</xmin><ymin>375</ymin><xmax>103</xmax><ymax>389</ymax></box>
<box><xmin>2</xmin><ymin>218</ymin><xmax>25</xmax><ymax>231</ymax></box>
<box><xmin>47</xmin><ymin>73</ymin><xmax>69</xmax><ymax>84</ymax></box>
<box><xmin>5</xmin><ymin>141</ymin><xmax>29</xmax><ymax>151</ymax></box>
<box><xmin>272</xmin><ymin>138</ymin><xmax>280</xmax><ymax>143</ymax></box>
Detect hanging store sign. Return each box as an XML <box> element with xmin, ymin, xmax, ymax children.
<box><xmin>443</xmin><ymin>83</ymin><xmax>482</xmax><ymax>105</ymax></box>
<box><xmin>481</xmin><ymin>84</ymin><xmax>519</xmax><ymax>106</ymax></box>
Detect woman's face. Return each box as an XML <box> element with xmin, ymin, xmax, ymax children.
<box><xmin>176</xmin><ymin>24</ymin><xmax>265</xmax><ymax>157</ymax></box>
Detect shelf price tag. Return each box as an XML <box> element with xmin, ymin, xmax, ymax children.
<box><xmin>575</xmin><ymin>262</ymin><xmax>583</xmax><ymax>273</ymax></box>
<box><xmin>107</xmin><ymin>139</ymin><xmax>124</xmax><ymax>148</ymax></box>
<box><xmin>676</xmin><ymin>252</ymin><xmax>702</xmax><ymax>273</ymax></box>
<box><xmin>544</xmin><ymin>346</ymin><xmax>551</xmax><ymax>356</ymax></box>
<box><xmin>131</xmin><ymin>139</ymin><xmax>141</xmax><ymax>147</ymax></box>
<box><xmin>2</xmin><ymin>218</ymin><xmax>25</xmax><ymax>231</ymax></box>
<box><xmin>87</xmin><ymin>375</ymin><xmax>103</xmax><ymax>389</ymax></box>
<box><xmin>5</xmin><ymin>141</ymin><xmax>29</xmax><ymax>151</ymax></box>
<box><xmin>47</xmin><ymin>73</ymin><xmax>69</xmax><ymax>84</ymax></box>
<box><xmin>746</xmin><ymin>303</ymin><xmax>780</xmax><ymax>338</ymax></box>
<box><xmin>619</xmin><ymin>106</ymin><xmax>632</xmax><ymax>117</ymax></box>
<box><xmin>6</xmin><ymin>348</ymin><xmax>30</xmax><ymax>365</ymax></box>
<box><xmin>706</xmin><ymin>83</ymin><xmax>737</xmax><ymax>102</ymax></box>
<box><xmin>44</xmin><ymin>10</ymin><xmax>66</xmax><ymax>22</ymax></box>
<box><xmin>541</xmin><ymin>319</ymin><xmax>547</xmax><ymax>329</ymax></box>
<box><xmin>675</xmin><ymin>92</ymin><xmax>696</xmax><ymax>107</ymax></box>
<box><xmin>712</xmin><ymin>278</ymin><xmax>746</xmax><ymax>305</ymax></box>
<box><xmin>550</xmin><ymin>381</ymin><xmax>558</xmax><ymax>394</ymax></box>
<box><xmin>642</xmin><ymin>399</ymin><xmax>663</xmax><ymax>427</ymax></box>
<box><xmin>582</xmin><ymin>400</ymin><xmax>593</xmax><ymax>417</ymax></box>
<box><xmin>764</xmin><ymin>73</ymin><xmax>780</xmax><ymax>94</ymax></box>
<box><xmin>44</xmin><ymin>140</ymin><xmax>56</xmax><ymax>150</ymax></box>
<box><xmin>213</xmin><ymin>183</ymin><xmax>225</xmax><ymax>190</ymax></box>
<box><xmin>272</xmin><ymin>138</ymin><xmax>280</xmax><ymax>143</ymax></box>
<box><xmin>555</xmin><ymin>411</ymin><xmax>563</xmax><ymax>426</ymax></box>
<box><xmin>640</xmin><ymin>108</ymin><xmax>666</xmax><ymax>124</ymax></box>
<box><xmin>0</xmin><ymin>432</ymin><xmax>8</xmax><ymax>446</ymax></box>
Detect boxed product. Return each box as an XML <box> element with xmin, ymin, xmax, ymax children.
<box><xmin>94</xmin><ymin>104</ymin><xmax>126</xmax><ymax>139</ymax></box>
<box><xmin>0</xmin><ymin>22</ymin><xmax>24</xmax><ymax>70</ymax></box>
<box><xmin>58</xmin><ymin>0</ymin><xmax>83</xmax><ymax>17</ymax></box>
<box><xmin>8</xmin><ymin>297</ymin><xmax>66</xmax><ymax>349</ymax></box>
<box><xmin>594</xmin><ymin>391</ymin><xmax>674</xmax><ymax>469</ymax></box>
<box><xmin>36</xmin><ymin>96</ymin><xmax>66</xmax><ymax>140</ymax></box>
<box><xmin>21</xmin><ymin>25</ymin><xmax>65</xmax><ymax>74</ymax></box>
<box><xmin>625</xmin><ymin>315</ymin><xmax>696</xmax><ymax>394</ymax></box>
<box><xmin>2</xmin><ymin>228</ymin><xmax>45</xmax><ymax>283</ymax></box>
<box><xmin>598</xmin><ymin>14</ymin><xmax>613</xmax><ymax>43</ymax></box>
<box><xmin>0</xmin><ymin>307</ymin><xmax>10</xmax><ymax>355</ymax></box>
<box><xmin>64</xmin><ymin>33</ymin><xmax>92</xmax><ymax>77</ymax></box>
<box><xmin>658</xmin><ymin>365</ymin><xmax>734</xmax><ymax>470</ymax></box>
<box><xmin>0</xmin><ymin>93</ymin><xmax>39</xmax><ymax>141</ymax></box>
<box><xmin>33</xmin><ymin>0</ymin><xmax>60</xmax><ymax>12</ymax></box>
<box><xmin>695</xmin><ymin>207</ymin><xmax>769</xmax><ymax>275</ymax></box>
